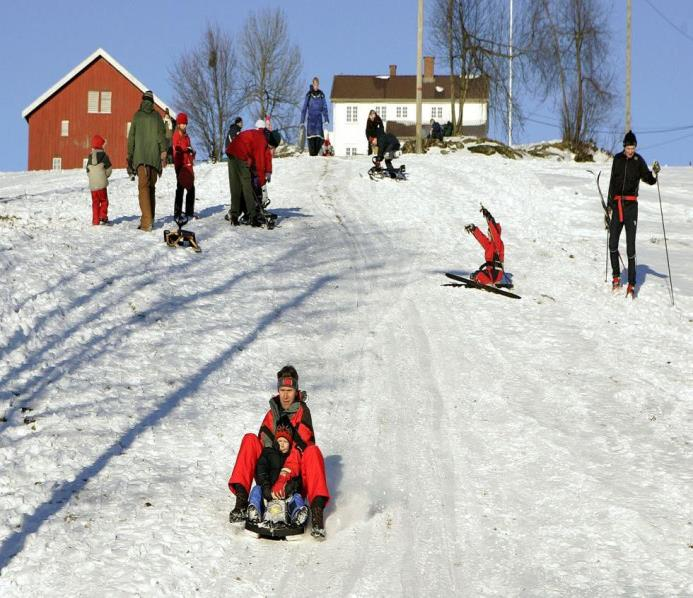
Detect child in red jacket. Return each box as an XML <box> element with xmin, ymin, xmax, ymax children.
<box><xmin>246</xmin><ymin>416</ymin><xmax>309</xmax><ymax>525</ymax></box>
<box><xmin>171</xmin><ymin>112</ymin><xmax>195</xmax><ymax>220</ymax></box>
<box><xmin>465</xmin><ymin>206</ymin><xmax>505</xmax><ymax>286</ymax></box>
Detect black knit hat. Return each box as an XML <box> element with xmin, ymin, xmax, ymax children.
<box><xmin>268</xmin><ymin>130</ymin><xmax>282</xmax><ymax>148</ymax></box>
<box><xmin>623</xmin><ymin>130</ymin><xmax>637</xmax><ymax>147</ymax></box>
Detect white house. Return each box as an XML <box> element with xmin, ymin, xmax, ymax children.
<box><xmin>329</xmin><ymin>57</ymin><xmax>489</xmax><ymax>157</ymax></box>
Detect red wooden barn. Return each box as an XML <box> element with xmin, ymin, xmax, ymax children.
<box><xmin>22</xmin><ymin>48</ymin><xmax>174</xmax><ymax>171</ymax></box>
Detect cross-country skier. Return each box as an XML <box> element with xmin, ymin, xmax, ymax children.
<box><xmin>607</xmin><ymin>130</ymin><xmax>660</xmax><ymax>297</ymax></box>
<box><xmin>465</xmin><ymin>206</ymin><xmax>505</xmax><ymax>285</ymax></box>
<box><xmin>227</xmin><ymin>366</ymin><xmax>330</xmax><ymax>538</ymax></box>
<box><xmin>246</xmin><ymin>416</ymin><xmax>309</xmax><ymax>526</ymax></box>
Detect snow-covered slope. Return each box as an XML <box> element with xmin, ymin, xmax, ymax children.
<box><xmin>0</xmin><ymin>152</ymin><xmax>691</xmax><ymax>597</ymax></box>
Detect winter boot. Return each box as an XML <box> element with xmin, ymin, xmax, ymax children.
<box><xmin>246</xmin><ymin>503</ymin><xmax>261</xmax><ymax>523</ymax></box>
<box><xmin>626</xmin><ymin>283</ymin><xmax>635</xmax><ymax>299</ymax></box>
<box><xmin>612</xmin><ymin>277</ymin><xmax>621</xmax><ymax>293</ymax></box>
<box><xmin>310</xmin><ymin>496</ymin><xmax>327</xmax><ymax>539</ymax></box>
<box><xmin>293</xmin><ymin>505</ymin><xmax>309</xmax><ymax>526</ymax></box>
<box><xmin>229</xmin><ymin>484</ymin><xmax>248</xmax><ymax>523</ymax></box>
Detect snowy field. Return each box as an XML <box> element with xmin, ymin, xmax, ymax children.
<box><xmin>0</xmin><ymin>150</ymin><xmax>691</xmax><ymax>597</ymax></box>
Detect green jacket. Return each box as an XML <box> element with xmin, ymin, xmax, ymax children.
<box><xmin>127</xmin><ymin>99</ymin><xmax>167</xmax><ymax>172</ymax></box>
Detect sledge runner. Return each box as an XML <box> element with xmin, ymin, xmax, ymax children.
<box><xmin>607</xmin><ymin>130</ymin><xmax>660</xmax><ymax>297</ymax></box>
<box><xmin>85</xmin><ymin>134</ymin><xmax>112</xmax><ymax>225</ymax></box>
<box><xmin>228</xmin><ymin>366</ymin><xmax>330</xmax><ymax>539</ymax></box>
<box><xmin>246</xmin><ymin>416</ymin><xmax>309</xmax><ymax>533</ymax></box>
<box><xmin>465</xmin><ymin>205</ymin><xmax>505</xmax><ymax>286</ymax></box>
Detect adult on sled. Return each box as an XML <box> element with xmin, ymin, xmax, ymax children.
<box><xmin>246</xmin><ymin>416</ymin><xmax>309</xmax><ymax>527</ymax></box>
<box><xmin>228</xmin><ymin>366</ymin><xmax>330</xmax><ymax>538</ymax></box>
<box><xmin>171</xmin><ymin>113</ymin><xmax>196</xmax><ymax>220</ymax></box>
<box><xmin>465</xmin><ymin>206</ymin><xmax>505</xmax><ymax>286</ymax></box>
<box><xmin>300</xmin><ymin>77</ymin><xmax>330</xmax><ymax>156</ymax></box>
<box><xmin>225</xmin><ymin>127</ymin><xmax>281</xmax><ymax>226</ymax></box>
<box><xmin>607</xmin><ymin>130</ymin><xmax>660</xmax><ymax>296</ymax></box>
<box><xmin>370</xmin><ymin>130</ymin><xmax>401</xmax><ymax>179</ymax></box>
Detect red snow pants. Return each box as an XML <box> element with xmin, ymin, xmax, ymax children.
<box><xmin>91</xmin><ymin>188</ymin><xmax>109</xmax><ymax>224</ymax></box>
<box><xmin>228</xmin><ymin>433</ymin><xmax>331</xmax><ymax>505</ymax></box>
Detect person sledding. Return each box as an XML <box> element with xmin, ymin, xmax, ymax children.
<box><xmin>369</xmin><ymin>130</ymin><xmax>403</xmax><ymax>180</ymax></box>
<box><xmin>465</xmin><ymin>205</ymin><xmax>506</xmax><ymax>286</ymax></box>
<box><xmin>607</xmin><ymin>130</ymin><xmax>659</xmax><ymax>297</ymax></box>
<box><xmin>246</xmin><ymin>415</ymin><xmax>309</xmax><ymax>527</ymax></box>
<box><xmin>227</xmin><ymin>365</ymin><xmax>330</xmax><ymax>538</ymax></box>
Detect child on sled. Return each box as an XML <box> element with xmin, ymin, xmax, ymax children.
<box><xmin>246</xmin><ymin>415</ymin><xmax>309</xmax><ymax>526</ymax></box>
<box><xmin>465</xmin><ymin>205</ymin><xmax>505</xmax><ymax>286</ymax></box>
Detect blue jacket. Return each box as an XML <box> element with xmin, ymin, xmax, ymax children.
<box><xmin>300</xmin><ymin>88</ymin><xmax>329</xmax><ymax>137</ymax></box>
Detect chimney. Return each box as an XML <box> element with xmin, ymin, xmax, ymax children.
<box><xmin>389</xmin><ymin>64</ymin><xmax>397</xmax><ymax>77</ymax></box>
<box><xmin>424</xmin><ymin>56</ymin><xmax>435</xmax><ymax>83</ymax></box>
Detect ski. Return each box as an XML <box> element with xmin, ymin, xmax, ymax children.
<box><xmin>444</xmin><ymin>273</ymin><xmax>521</xmax><ymax>299</ymax></box>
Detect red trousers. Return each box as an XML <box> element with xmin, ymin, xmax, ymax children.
<box><xmin>91</xmin><ymin>188</ymin><xmax>109</xmax><ymax>224</ymax></box>
<box><xmin>228</xmin><ymin>433</ymin><xmax>330</xmax><ymax>505</ymax></box>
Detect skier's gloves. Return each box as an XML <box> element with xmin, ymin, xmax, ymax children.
<box><xmin>271</xmin><ymin>473</ymin><xmax>290</xmax><ymax>499</ymax></box>
<box><xmin>465</xmin><ymin>224</ymin><xmax>476</xmax><ymax>234</ymax></box>
<box><xmin>652</xmin><ymin>161</ymin><xmax>661</xmax><ymax>175</ymax></box>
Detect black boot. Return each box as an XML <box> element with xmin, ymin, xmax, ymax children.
<box><xmin>229</xmin><ymin>484</ymin><xmax>248</xmax><ymax>523</ymax></box>
<box><xmin>310</xmin><ymin>496</ymin><xmax>327</xmax><ymax>538</ymax></box>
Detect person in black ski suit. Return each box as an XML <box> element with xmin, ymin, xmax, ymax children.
<box><xmin>607</xmin><ymin>130</ymin><xmax>660</xmax><ymax>295</ymax></box>
<box><xmin>365</xmin><ymin>110</ymin><xmax>384</xmax><ymax>155</ymax></box>
<box><xmin>429</xmin><ymin>119</ymin><xmax>444</xmax><ymax>142</ymax></box>
<box><xmin>300</xmin><ymin>77</ymin><xmax>330</xmax><ymax>156</ymax></box>
<box><xmin>371</xmin><ymin>130</ymin><xmax>401</xmax><ymax>179</ymax></box>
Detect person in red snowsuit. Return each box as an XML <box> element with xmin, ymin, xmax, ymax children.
<box><xmin>171</xmin><ymin>112</ymin><xmax>195</xmax><ymax>219</ymax></box>
<box><xmin>228</xmin><ymin>365</ymin><xmax>330</xmax><ymax>538</ymax></box>
<box><xmin>465</xmin><ymin>206</ymin><xmax>505</xmax><ymax>285</ymax></box>
<box><xmin>225</xmin><ymin>128</ymin><xmax>280</xmax><ymax>226</ymax></box>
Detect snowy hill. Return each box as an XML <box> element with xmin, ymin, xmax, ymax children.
<box><xmin>0</xmin><ymin>152</ymin><xmax>691</xmax><ymax>597</ymax></box>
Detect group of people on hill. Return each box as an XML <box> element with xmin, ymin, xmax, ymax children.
<box><xmin>85</xmin><ymin>89</ymin><xmax>283</xmax><ymax>230</ymax></box>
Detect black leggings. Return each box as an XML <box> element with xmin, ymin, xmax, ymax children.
<box><xmin>174</xmin><ymin>184</ymin><xmax>196</xmax><ymax>218</ymax></box>
<box><xmin>609</xmin><ymin>200</ymin><xmax>638</xmax><ymax>285</ymax></box>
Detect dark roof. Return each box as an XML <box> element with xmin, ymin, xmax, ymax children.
<box><xmin>330</xmin><ymin>75</ymin><xmax>488</xmax><ymax>102</ymax></box>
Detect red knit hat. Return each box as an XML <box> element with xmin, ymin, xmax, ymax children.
<box><xmin>177</xmin><ymin>112</ymin><xmax>188</xmax><ymax>125</ymax></box>
<box><xmin>91</xmin><ymin>135</ymin><xmax>105</xmax><ymax>149</ymax></box>
<box><xmin>274</xmin><ymin>416</ymin><xmax>294</xmax><ymax>445</ymax></box>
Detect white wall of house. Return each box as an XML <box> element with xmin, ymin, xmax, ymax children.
<box><xmin>330</xmin><ymin>100</ymin><xmax>487</xmax><ymax>157</ymax></box>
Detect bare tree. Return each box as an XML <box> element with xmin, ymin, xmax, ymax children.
<box><xmin>526</xmin><ymin>0</ymin><xmax>614</xmax><ymax>149</ymax></box>
<box><xmin>429</xmin><ymin>0</ymin><xmax>521</xmax><ymax>137</ymax></box>
<box><xmin>169</xmin><ymin>25</ymin><xmax>245</xmax><ymax>161</ymax></box>
<box><xmin>240</xmin><ymin>7</ymin><xmax>303</xmax><ymax>135</ymax></box>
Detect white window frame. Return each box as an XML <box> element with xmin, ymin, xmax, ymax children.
<box><xmin>126</xmin><ymin>121</ymin><xmax>132</xmax><ymax>137</ymax></box>
<box><xmin>100</xmin><ymin>91</ymin><xmax>112</xmax><ymax>114</ymax></box>
<box><xmin>88</xmin><ymin>91</ymin><xmax>99</xmax><ymax>113</ymax></box>
<box><xmin>396</xmin><ymin>106</ymin><xmax>409</xmax><ymax>119</ymax></box>
<box><xmin>375</xmin><ymin>105</ymin><xmax>387</xmax><ymax>121</ymax></box>
<box><xmin>346</xmin><ymin>105</ymin><xmax>358</xmax><ymax>123</ymax></box>
<box><xmin>61</xmin><ymin>120</ymin><xmax>69</xmax><ymax>137</ymax></box>
<box><xmin>82</xmin><ymin>158</ymin><xmax>89</xmax><ymax>168</ymax></box>
<box><xmin>431</xmin><ymin>106</ymin><xmax>443</xmax><ymax>119</ymax></box>
<box><xmin>52</xmin><ymin>157</ymin><xmax>62</xmax><ymax>171</ymax></box>
<box><xmin>346</xmin><ymin>147</ymin><xmax>358</xmax><ymax>156</ymax></box>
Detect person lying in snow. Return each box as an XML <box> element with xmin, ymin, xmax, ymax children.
<box><xmin>227</xmin><ymin>365</ymin><xmax>330</xmax><ymax>538</ymax></box>
<box><xmin>246</xmin><ymin>415</ymin><xmax>309</xmax><ymax>526</ymax></box>
<box><xmin>465</xmin><ymin>206</ymin><xmax>505</xmax><ymax>286</ymax></box>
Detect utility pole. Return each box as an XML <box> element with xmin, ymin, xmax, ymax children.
<box><xmin>416</xmin><ymin>0</ymin><xmax>424</xmax><ymax>154</ymax></box>
<box><xmin>508</xmin><ymin>0</ymin><xmax>513</xmax><ymax>146</ymax></box>
<box><xmin>625</xmin><ymin>0</ymin><xmax>632</xmax><ymax>132</ymax></box>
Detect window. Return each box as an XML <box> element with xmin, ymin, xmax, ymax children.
<box><xmin>61</xmin><ymin>120</ymin><xmax>69</xmax><ymax>137</ymax></box>
<box><xmin>82</xmin><ymin>158</ymin><xmax>89</xmax><ymax>168</ymax></box>
<box><xmin>100</xmin><ymin>91</ymin><xmax>112</xmax><ymax>114</ymax></box>
<box><xmin>346</xmin><ymin>147</ymin><xmax>358</xmax><ymax>156</ymax></box>
<box><xmin>376</xmin><ymin>106</ymin><xmax>387</xmax><ymax>120</ymax></box>
<box><xmin>52</xmin><ymin>157</ymin><xmax>62</xmax><ymax>171</ymax></box>
<box><xmin>88</xmin><ymin>91</ymin><xmax>99</xmax><ymax>113</ymax></box>
<box><xmin>346</xmin><ymin>105</ymin><xmax>358</xmax><ymax>123</ymax></box>
<box><xmin>126</xmin><ymin>121</ymin><xmax>131</xmax><ymax>137</ymax></box>
<box><xmin>396</xmin><ymin>106</ymin><xmax>408</xmax><ymax>119</ymax></box>
<box><xmin>87</xmin><ymin>91</ymin><xmax>112</xmax><ymax>114</ymax></box>
<box><xmin>431</xmin><ymin>106</ymin><xmax>443</xmax><ymax>119</ymax></box>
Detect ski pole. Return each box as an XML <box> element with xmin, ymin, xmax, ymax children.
<box><xmin>655</xmin><ymin>176</ymin><xmax>675</xmax><ymax>306</ymax></box>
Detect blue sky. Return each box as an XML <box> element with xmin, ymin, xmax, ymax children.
<box><xmin>2</xmin><ymin>0</ymin><xmax>692</xmax><ymax>170</ymax></box>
